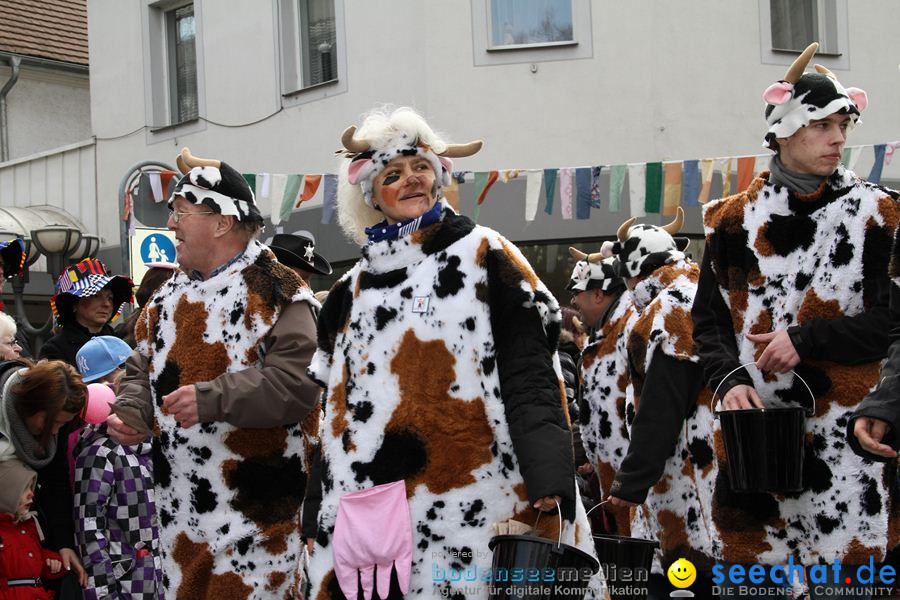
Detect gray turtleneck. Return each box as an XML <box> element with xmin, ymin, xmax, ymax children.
<box><xmin>768</xmin><ymin>154</ymin><xmax>828</xmax><ymax>194</ymax></box>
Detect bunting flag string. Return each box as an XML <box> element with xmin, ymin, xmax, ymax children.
<box><xmin>122</xmin><ymin>141</ymin><xmax>900</xmax><ymax>234</ymax></box>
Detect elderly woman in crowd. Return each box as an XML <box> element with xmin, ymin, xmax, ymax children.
<box><xmin>0</xmin><ymin>312</ymin><xmax>22</xmax><ymax>360</ymax></box>
<box><xmin>306</xmin><ymin>106</ymin><xmax>599</xmax><ymax>600</ymax></box>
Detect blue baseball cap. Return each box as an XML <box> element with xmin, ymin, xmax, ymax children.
<box><xmin>75</xmin><ymin>336</ymin><xmax>132</xmax><ymax>383</ymax></box>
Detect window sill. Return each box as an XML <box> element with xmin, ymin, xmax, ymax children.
<box><xmin>282</xmin><ymin>78</ymin><xmax>339</xmax><ymax>98</ymax></box>
<box><xmin>487</xmin><ymin>40</ymin><xmax>578</xmax><ymax>52</ymax></box>
<box><xmin>150</xmin><ymin>117</ymin><xmax>200</xmax><ymax>133</ymax></box>
<box><xmin>771</xmin><ymin>47</ymin><xmax>842</xmax><ymax>57</ymax></box>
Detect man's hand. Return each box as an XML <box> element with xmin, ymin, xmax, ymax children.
<box><xmin>722</xmin><ymin>384</ymin><xmax>764</xmax><ymax>410</ymax></box>
<box><xmin>533</xmin><ymin>495</ymin><xmax>562</xmax><ymax>512</ymax></box>
<box><xmin>747</xmin><ymin>331</ymin><xmax>800</xmax><ymax>374</ymax></box>
<box><xmin>853</xmin><ymin>417</ymin><xmax>897</xmax><ymax>458</ymax></box>
<box><xmin>106</xmin><ymin>415</ymin><xmax>149</xmax><ymax>445</ymax></box>
<box><xmin>46</xmin><ymin>558</ymin><xmax>62</xmax><ymax>574</ymax></box>
<box><xmin>576</xmin><ymin>463</ymin><xmax>593</xmax><ymax>476</ymax></box>
<box><xmin>607</xmin><ymin>496</ymin><xmax>637</xmax><ymax>508</ymax></box>
<box><xmin>59</xmin><ymin>548</ymin><xmax>87</xmax><ymax>587</ymax></box>
<box><xmin>162</xmin><ymin>385</ymin><xmax>199</xmax><ymax>429</ymax></box>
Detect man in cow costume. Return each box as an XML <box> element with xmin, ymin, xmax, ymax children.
<box><xmin>606</xmin><ymin>208</ymin><xmax>719</xmax><ymax>599</ymax></box>
<box><xmin>108</xmin><ymin>148</ymin><xmax>321</xmax><ymax>598</ymax></box>
<box><xmin>567</xmin><ymin>248</ymin><xmax>635</xmax><ymax>533</ymax></box>
<box><xmin>307</xmin><ymin>106</ymin><xmax>601</xmax><ymax>599</ymax></box>
<box><xmin>693</xmin><ymin>41</ymin><xmax>899</xmax><ymax>596</ymax></box>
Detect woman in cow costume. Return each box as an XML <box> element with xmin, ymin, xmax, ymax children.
<box><xmin>307</xmin><ymin>107</ymin><xmax>600</xmax><ymax>599</ymax></box>
<box><xmin>606</xmin><ymin>208</ymin><xmax>719</xmax><ymax>598</ymax></box>
<box><xmin>567</xmin><ymin>249</ymin><xmax>635</xmax><ymax>535</ymax></box>
<box><xmin>693</xmin><ymin>42</ymin><xmax>899</xmax><ymax>596</ymax></box>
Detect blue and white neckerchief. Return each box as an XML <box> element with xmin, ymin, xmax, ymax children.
<box><xmin>364</xmin><ymin>201</ymin><xmax>443</xmax><ymax>244</ymax></box>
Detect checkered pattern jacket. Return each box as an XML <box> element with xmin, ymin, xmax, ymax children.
<box><xmin>72</xmin><ymin>425</ymin><xmax>162</xmax><ymax>600</ymax></box>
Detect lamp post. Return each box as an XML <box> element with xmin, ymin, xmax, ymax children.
<box><xmin>8</xmin><ymin>225</ymin><xmax>87</xmax><ymax>354</ymax></box>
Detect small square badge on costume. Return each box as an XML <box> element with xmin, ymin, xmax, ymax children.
<box><xmin>412</xmin><ymin>296</ymin><xmax>430</xmax><ymax>313</ymax></box>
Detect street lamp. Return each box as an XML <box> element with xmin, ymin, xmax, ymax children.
<box><xmin>9</xmin><ymin>225</ymin><xmax>84</xmax><ymax>352</ymax></box>
<box><xmin>70</xmin><ymin>234</ymin><xmax>101</xmax><ymax>263</ymax></box>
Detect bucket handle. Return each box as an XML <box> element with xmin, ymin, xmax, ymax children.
<box><xmin>532</xmin><ymin>498</ymin><xmax>563</xmax><ymax>550</ymax></box>
<box><xmin>710</xmin><ymin>361</ymin><xmax>815</xmax><ymax>416</ymax></box>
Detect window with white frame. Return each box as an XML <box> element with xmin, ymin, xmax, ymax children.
<box><xmin>166</xmin><ymin>4</ymin><xmax>198</xmax><ymax>123</ymax></box>
<box><xmin>280</xmin><ymin>0</ymin><xmax>344</xmax><ymax>97</ymax></box>
<box><xmin>488</xmin><ymin>0</ymin><xmax>574</xmax><ymax>49</ymax></box>
<box><xmin>471</xmin><ymin>0</ymin><xmax>591</xmax><ymax>67</ymax></box>
<box><xmin>759</xmin><ymin>0</ymin><xmax>847</xmax><ymax>70</ymax></box>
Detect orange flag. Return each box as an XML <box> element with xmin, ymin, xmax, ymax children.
<box><xmin>662</xmin><ymin>162</ymin><xmax>683</xmax><ymax>216</ymax></box>
<box><xmin>736</xmin><ymin>157</ymin><xmax>756</xmax><ymax>192</ymax></box>
<box><xmin>296</xmin><ymin>175</ymin><xmax>322</xmax><ymax>207</ymax></box>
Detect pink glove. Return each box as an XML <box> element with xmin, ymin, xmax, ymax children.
<box><xmin>332</xmin><ymin>480</ymin><xmax>412</xmax><ymax>600</ymax></box>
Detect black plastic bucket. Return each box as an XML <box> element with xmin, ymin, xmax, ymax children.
<box><xmin>488</xmin><ymin>534</ymin><xmax>600</xmax><ymax>600</ymax></box>
<box><xmin>718</xmin><ymin>406</ymin><xmax>806</xmax><ymax>493</ymax></box>
<box><xmin>592</xmin><ymin>535</ymin><xmax>658</xmax><ymax>600</ymax></box>
<box><xmin>712</xmin><ymin>364</ymin><xmax>814</xmax><ymax>494</ymax></box>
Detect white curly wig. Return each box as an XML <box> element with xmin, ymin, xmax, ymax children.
<box><xmin>336</xmin><ymin>106</ymin><xmax>452</xmax><ymax>245</ymax></box>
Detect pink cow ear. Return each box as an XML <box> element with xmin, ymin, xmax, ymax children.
<box><xmin>600</xmin><ymin>241</ymin><xmax>615</xmax><ymax>258</ymax></box>
<box><xmin>347</xmin><ymin>158</ymin><xmax>368</xmax><ymax>184</ymax></box>
<box><xmin>845</xmin><ymin>87</ymin><xmax>868</xmax><ymax>111</ymax></box>
<box><xmin>438</xmin><ymin>157</ymin><xmax>454</xmax><ymax>185</ymax></box>
<box><xmin>763</xmin><ymin>81</ymin><xmax>794</xmax><ymax>105</ymax></box>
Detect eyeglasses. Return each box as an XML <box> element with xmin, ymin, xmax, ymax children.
<box><xmin>169</xmin><ymin>210</ymin><xmax>216</xmax><ymax>223</ymax></box>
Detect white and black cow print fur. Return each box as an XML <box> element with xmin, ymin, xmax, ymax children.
<box><xmin>307</xmin><ymin>205</ymin><xmax>604</xmax><ymax>599</ymax></box>
<box><xmin>170</xmin><ymin>162</ymin><xmax>260</xmax><ymax>222</ymax></box>
<box><xmin>703</xmin><ymin>166</ymin><xmax>900</xmax><ymax>565</ymax></box>
<box><xmin>134</xmin><ymin>240</ymin><xmax>318</xmax><ymax>598</ymax></box>
<box><xmin>612</xmin><ymin>224</ymin><xmax>686</xmax><ymax>280</ymax></box>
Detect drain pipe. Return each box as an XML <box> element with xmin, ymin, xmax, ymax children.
<box><xmin>0</xmin><ymin>55</ymin><xmax>21</xmax><ymax>162</ymax></box>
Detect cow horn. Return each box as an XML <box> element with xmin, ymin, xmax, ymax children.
<box><xmin>175</xmin><ymin>154</ymin><xmax>189</xmax><ymax>175</ymax></box>
<box><xmin>569</xmin><ymin>247</ymin><xmax>588</xmax><ymax>261</ymax></box>
<box><xmin>784</xmin><ymin>42</ymin><xmax>818</xmax><ymax>84</ymax></box>
<box><xmin>661</xmin><ymin>206</ymin><xmax>685</xmax><ymax>235</ymax></box>
<box><xmin>587</xmin><ymin>253</ymin><xmax>604</xmax><ymax>264</ymax></box>
<box><xmin>341</xmin><ymin>126</ymin><xmax>371</xmax><ymax>154</ymax></box>
<box><xmin>814</xmin><ymin>64</ymin><xmax>837</xmax><ymax>80</ymax></box>
<box><xmin>179</xmin><ymin>148</ymin><xmax>220</xmax><ymax>170</ymax></box>
<box><xmin>439</xmin><ymin>141</ymin><xmax>484</xmax><ymax>158</ymax></box>
<box><xmin>617</xmin><ymin>217</ymin><xmax>636</xmax><ymax>243</ymax></box>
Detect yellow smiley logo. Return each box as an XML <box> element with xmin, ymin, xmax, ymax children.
<box><xmin>667</xmin><ymin>558</ymin><xmax>697</xmax><ymax>588</ymax></box>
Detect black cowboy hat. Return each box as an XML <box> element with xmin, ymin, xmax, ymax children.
<box><xmin>0</xmin><ymin>239</ymin><xmax>25</xmax><ymax>279</ymax></box>
<box><xmin>269</xmin><ymin>233</ymin><xmax>333</xmax><ymax>276</ymax></box>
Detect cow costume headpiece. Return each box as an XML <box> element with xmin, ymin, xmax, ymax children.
<box><xmin>339</xmin><ymin>120</ymin><xmax>482</xmax><ymax>208</ymax></box>
<box><xmin>169</xmin><ymin>148</ymin><xmax>262</xmax><ymax>223</ymax></box>
<box><xmin>336</xmin><ymin>107</ymin><xmax>483</xmax><ymax>245</ymax></box>
<box><xmin>566</xmin><ymin>247</ymin><xmax>624</xmax><ymax>293</ymax></box>
<box><xmin>763</xmin><ymin>42</ymin><xmax>867</xmax><ymax>149</ymax></box>
<box><xmin>607</xmin><ymin>207</ymin><xmax>689</xmax><ymax>279</ymax></box>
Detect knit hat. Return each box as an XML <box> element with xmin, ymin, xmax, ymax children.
<box><xmin>76</xmin><ymin>335</ymin><xmax>132</xmax><ymax>383</ymax></box>
<box><xmin>339</xmin><ymin>122</ymin><xmax>482</xmax><ymax>208</ymax></box>
<box><xmin>0</xmin><ymin>459</ymin><xmax>36</xmax><ymax>515</ymax></box>
<box><xmin>50</xmin><ymin>258</ymin><xmax>133</xmax><ymax>326</ymax></box>
<box><xmin>0</xmin><ymin>238</ymin><xmax>25</xmax><ymax>279</ymax></box>
<box><xmin>566</xmin><ymin>247</ymin><xmax>624</xmax><ymax>293</ymax></box>
<box><xmin>609</xmin><ymin>207</ymin><xmax>689</xmax><ymax>278</ymax></box>
<box><xmin>169</xmin><ymin>148</ymin><xmax>262</xmax><ymax>223</ymax></box>
<box><xmin>763</xmin><ymin>42</ymin><xmax>867</xmax><ymax>149</ymax></box>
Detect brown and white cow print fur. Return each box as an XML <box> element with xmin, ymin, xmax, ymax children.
<box><xmin>580</xmin><ymin>291</ymin><xmax>637</xmax><ymax>535</ymax></box>
<box><xmin>624</xmin><ymin>260</ymin><xmax>719</xmax><ymax>574</ymax></box>
<box><xmin>307</xmin><ymin>207</ymin><xmax>603</xmax><ymax>599</ymax></box>
<box><xmin>703</xmin><ymin>166</ymin><xmax>900</xmax><ymax>565</ymax></box>
<box><xmin>135</xmin><ymin>240</ymin><xmax>319</xmax><ymax>599</ymax></box>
